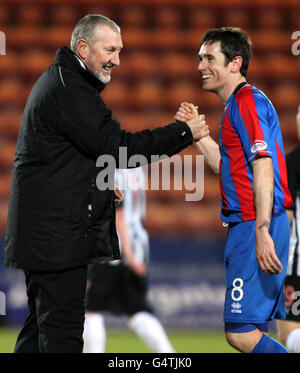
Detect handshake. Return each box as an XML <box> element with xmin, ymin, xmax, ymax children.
<box><xmin>175</xmin><ymin>102</ymin><xmax>210</xmax><ymax>142</ymax></box>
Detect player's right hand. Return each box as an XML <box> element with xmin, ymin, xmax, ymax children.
<box><xmin>175</xmin><ymin>102</ymin><xmax>198</xmax><ymax>122</ymax></box>
<box><xmin>175</xmin><ymin>102</ymin><xmax>209</xmax><ymax>142</ymax></box>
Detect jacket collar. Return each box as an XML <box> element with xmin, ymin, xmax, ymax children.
<box><xmin>54</xmin><ymin>47</ymin><xmax>106</xmax><ymax>93</ymax></box>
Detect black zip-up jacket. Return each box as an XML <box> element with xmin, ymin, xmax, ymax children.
<box><xmin>5</xmin><ymin>47</ymin><xmax>193</xmax><ymax>271</ymax></box>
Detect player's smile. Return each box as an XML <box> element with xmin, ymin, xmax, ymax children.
<box><xmin>201</xmin><ymin>73</ymin><xmax>214</xmax><ymax>81</ymax></box>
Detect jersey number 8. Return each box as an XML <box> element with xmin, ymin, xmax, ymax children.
<box><xmin>231</xmin><ymin>278</ymin><xmax>244</xmax><ymax>302</ymax></box>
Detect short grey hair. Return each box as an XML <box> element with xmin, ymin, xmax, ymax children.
<box><xmin>70</xmin><ymin>14</ymin><xmax>121</xmax><ymax>52</ymax></box>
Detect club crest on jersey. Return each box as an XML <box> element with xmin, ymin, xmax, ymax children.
<box><xmin>251</xmin><ymin>140</ymin><xmax>267</xmax><ymax>154</ymax></box>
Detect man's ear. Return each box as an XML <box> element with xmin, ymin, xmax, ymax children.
<box><xmin>229</xmin><ymin>56</ymin><xmax>243</xmax><ymax>74</ymax></box>
<box><xmin>76</xmin><ymin>39</ymin><xmax>89</xmax><ymax>60</ymax></box>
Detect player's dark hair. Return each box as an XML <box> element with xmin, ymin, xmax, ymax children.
<box><xmin>201</xmin><ymin>27</ymin><xmax>252</xmax><ymax>77</ymax></box>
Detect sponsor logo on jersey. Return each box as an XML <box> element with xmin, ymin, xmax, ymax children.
<box><xmin>231</xmin><ymin>302</ymin><xmax>242</xmax><ymax>313</ymax></box>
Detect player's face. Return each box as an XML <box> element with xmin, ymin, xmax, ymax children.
<box><xmin>198</xmin><ymin>41</ymin><xmax>231</xmax><ymax>94</ymax></box>
<box><xmin>84</xmin><ymin>25</ymin><xmax>123</xmax><ymax>84</ymax></box>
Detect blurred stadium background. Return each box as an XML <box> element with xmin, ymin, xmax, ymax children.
<box><xmin>0</xmin><ymin>0</ymin><xmax>299</xmax><ymax>353</ymax></box>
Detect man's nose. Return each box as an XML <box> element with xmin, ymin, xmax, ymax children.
<box><xmin>198</xmin><ymin>60</ymin><xmax>206</xmax><ymax>72</ymax></box>
<box><xmin>111</xmin><ymin>52</ymin><xmax>120</xmax><ymax>67</ymax></box>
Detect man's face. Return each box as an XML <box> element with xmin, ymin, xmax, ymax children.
<box><xmin>198</xmin><ymin>41</ymin><xmax>231</xmax><ymax>94</ymax></box>
<box><xmin>83</xmin><ymin>25</ymin><xmax>123</xmax><ymax>84</ymax></box>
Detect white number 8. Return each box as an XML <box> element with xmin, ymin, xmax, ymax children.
<box><xmin>231</xmin><ymin>278</ymin><xmax>244</xmax><ymax>301</ymax></box>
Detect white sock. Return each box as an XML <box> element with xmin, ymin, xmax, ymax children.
<box><xmin>286</xmin><ymin>328</ymin><xmax>300</xmax><ymax>353</ymax></box>
<box><xmin>127</xmin><ymin>311</ymin><xmax>175</xmax><ymax>353</ymax></box>
<box><xmin>83</xmin><ymin>313</ymin><xmax>106</xmax><ymax>353</ymax></box>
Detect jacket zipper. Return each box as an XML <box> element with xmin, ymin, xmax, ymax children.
<box><xmin>87</xmin><ymin>203</ymin><xmax>92</xmax><ymax>221</ymax></box>
<box><xmin>86</xmin><ymin>178</ymin><xmax>96</xmax><ymax>237</ymax></box>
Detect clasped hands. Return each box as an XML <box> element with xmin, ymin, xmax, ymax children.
<box><xmin>175</xmin><ymin>102</ymin><xmax>210</xmax><ymax>142</ymax></box>
<box><xmin>114</xmin><ymin>103</ymin><xmax>209</xmax><ymax>204</ymax></box>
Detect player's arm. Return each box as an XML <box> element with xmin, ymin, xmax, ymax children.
<box><xmin>194</xmin><ymin>136</ymin><xmax>221</xmax><ymax>174</ymax></box>
<box><xmin>116</xmin><ymin>208</ymin><xmax>147</xmax><ymax>276</ymax></box>
<box><xmin>175</xmin><ymin>102</ymin><xmax>220</xmax><ymax>173</ymax></box>
<box><xmin>252</xmin><ymin>157</ymin><xmax>282</xmax><ymax>275</ymax></box>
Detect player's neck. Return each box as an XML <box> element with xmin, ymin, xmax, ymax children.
<box><xmin>217</xmin><ymin>77</ymin><xmax>247</xmax><ymax>104</ymax></box>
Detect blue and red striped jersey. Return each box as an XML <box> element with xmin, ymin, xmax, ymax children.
<box><xmin>219</xmin><ymin>83</ymin><xmax>292</xmax><ymax>222</ymax></box>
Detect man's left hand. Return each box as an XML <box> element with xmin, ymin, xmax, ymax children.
<box><xmin>114</xmin><ymin>185</ymin><xmax>124</xmax><ymax>205</ymax></box>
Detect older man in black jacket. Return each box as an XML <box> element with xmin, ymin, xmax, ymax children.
<box><xmin>5</xmin><ymin>14</ymin><xmax>208</xmax><ymax>352</ymax></box>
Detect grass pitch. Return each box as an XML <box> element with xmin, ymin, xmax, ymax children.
<box><xmin>105</xmin><ymin>330</ymin><xmax>238</xmax><ymax>353</ymax></box>
<box><xmin>0</xmin><ymin>327</ymin><xmax>237</xmax><ymax>353</ymax></box>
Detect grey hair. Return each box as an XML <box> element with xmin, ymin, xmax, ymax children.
<box><xmin>70</xmin><ymin>14</ymin><xmax>121</xmax><ymax>52</ymax></box>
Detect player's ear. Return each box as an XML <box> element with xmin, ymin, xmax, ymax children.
<box><xmin>230</xmin><ymin>56</ymin><xmax>243</xmax><ymax>74</ymax></box>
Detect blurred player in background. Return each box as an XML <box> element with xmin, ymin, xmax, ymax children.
<box><xmin>83</xmin><ymin>167</ymin><xmax>175</xmax><ymax>353</ymax></box>
<box><xmin>175</xmin><ymin>27</ymin><xmax>292</xmax><ymax>353</ymax></box>
<box><xmin>277</xmin><ymin>106</ymin><xmax>300</xmax><ymax>352</ymax></box>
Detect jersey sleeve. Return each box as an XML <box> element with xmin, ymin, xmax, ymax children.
<box><xmin>231</xmin><ymin>90</ymin><xmax>272</xmax><ymax>163</ymax></box>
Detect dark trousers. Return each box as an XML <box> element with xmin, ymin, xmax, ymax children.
<box><xmin>14</xmin><ymin>265</ymin><xmax>87</xmax><ymax>353</ymax></box>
